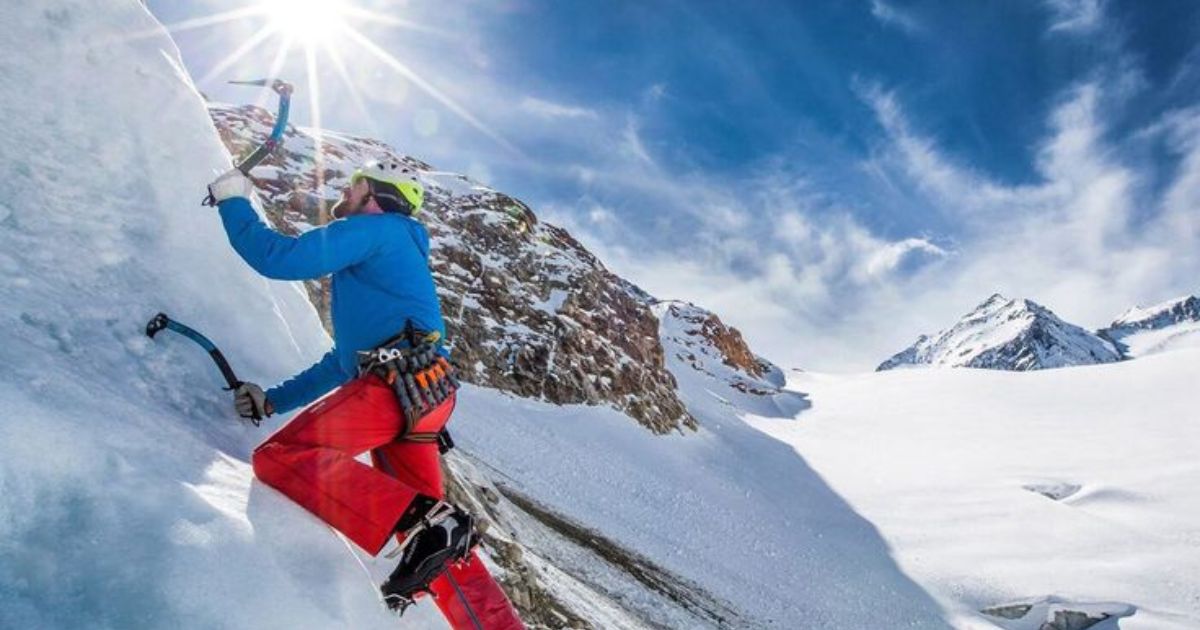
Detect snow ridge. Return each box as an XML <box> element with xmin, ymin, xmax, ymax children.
<box><xmin>1100</xmin><ymin>294</ymin><xmax>1200</xmax><ymax>358</ymax></box>
<box><xmin>878</xmin><ymin>293</ymin><xmax>1122</xmax><ymax>371</ymax></box>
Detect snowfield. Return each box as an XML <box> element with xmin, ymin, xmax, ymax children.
<box><xmin>749</xmin><ymin>351</ymin><xmax>1200</xmax><ymax>629</ymax></box>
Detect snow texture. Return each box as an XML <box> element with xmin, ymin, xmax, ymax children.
<box><xmin>758</xmin><ymin>350</ymin><xmax>1200</xmax><ymax>629</ymax></box>
<box><xmin>879</xmin><ymin>294</ymin><xmax>1121</xmax><ymax>371</ymax></box>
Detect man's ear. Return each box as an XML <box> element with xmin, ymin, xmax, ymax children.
<box><xmin>363</xmin><ymin>194</ymin><xmax>383</xmax><ymax>213</ymax></box>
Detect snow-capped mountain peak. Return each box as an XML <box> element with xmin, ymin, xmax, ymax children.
<box><xmin>878</xmin><ymin>294</ymin><xmax>1122</xmax><ymax>371</ymax></box>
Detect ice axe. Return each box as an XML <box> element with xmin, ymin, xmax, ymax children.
<box><xmin>202</xmin><ymin>77</ymin><xmax>294</xmax><ymax>206</ymax></box>
<box><xmin>144</xmin><ymin>312</ymin><xmax>261</xmax><ymax>425</ymax></box>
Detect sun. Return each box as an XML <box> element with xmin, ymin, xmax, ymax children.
<box><xmin>148</xmin><ymin>0</ymin><xmax>516</xmax><ymax>158</ymax></box>
<box><xmin>259</xmin><ymin>0</ymin><xmax>349</xmax><ymax>45</ymax></box>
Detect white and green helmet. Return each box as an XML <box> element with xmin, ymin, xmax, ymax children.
<box><xmin>351</xmin><ymin>159</ymin><xmax>424</xmax><ymax>216</ymax></box>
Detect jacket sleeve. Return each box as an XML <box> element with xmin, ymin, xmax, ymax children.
<box><xmin>217</xmin><ymin>197</ymin><xmax>379</xmax><ymax>280</ymax></box>
<box><xmin>265</xmin><ymin>350</ymin><xmax>349</xmax><ymax>415</ymax></box>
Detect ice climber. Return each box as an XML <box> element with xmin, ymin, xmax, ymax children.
<box><xmin>206</xmin><ymin>161</ymin><xmax>501</xmax><ymax>617</ymax></box>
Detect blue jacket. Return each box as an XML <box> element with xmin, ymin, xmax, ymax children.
<box><xmin>217</xmin><ymin>197</ymin><xmax>446</xmax><ymax>414</ymax></box>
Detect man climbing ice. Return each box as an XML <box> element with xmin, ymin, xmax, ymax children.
<box><xmin>206</xmin><ymin>161</ymin><xmax>490</xmax><ymax>615</ymax></box>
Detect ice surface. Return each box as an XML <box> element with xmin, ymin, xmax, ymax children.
<box><xmin>0</xmin><ymin>2</ymin><xmax>441</xmax><ymax>627</ymax></box>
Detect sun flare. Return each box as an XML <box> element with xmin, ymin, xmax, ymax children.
<box><xmin>152</xmin><ymin>0</ymin><xmax>514</xmax><ymax>155</ymax></box>
<box><xmin>259</xmin><ymin>0</ymin><xmax>349</xmax><ymax>45</ymax></box>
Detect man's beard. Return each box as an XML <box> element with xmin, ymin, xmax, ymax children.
<box><xmin>330</xmin><ymin>195</ymin><xmax>367</xmax><ymax>219</ymax></box>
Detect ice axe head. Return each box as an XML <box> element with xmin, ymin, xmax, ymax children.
<box><xmin>145</xmin><ymin>312</ymin><xmax>169</xmax><ymax>338</ymax></box>
<box><xmin>228</xmin><ymin>78</ymin><xmax>293</xmax><ymax>96</ymax></box>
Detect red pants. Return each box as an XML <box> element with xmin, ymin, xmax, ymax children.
<box><xmin>254</xmin><ymin>374</ymin><xmax>524</xmax><ymax>629</ymax></box>
<box><xmin>252</xmin><ymin>375</ymin><xmax>452</xmax><ymax>554</ymax></box>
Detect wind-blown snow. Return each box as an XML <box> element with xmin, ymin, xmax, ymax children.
<box><xmin>0</xmin><ymin>2</ymin><xmax>442</xmax><ymax>627</ymax></box>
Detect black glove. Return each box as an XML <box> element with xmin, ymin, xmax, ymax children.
<box><xmin>234</xmin><ymin>382</ymin><xmax>272</xmax><ymax>424</ymax></box>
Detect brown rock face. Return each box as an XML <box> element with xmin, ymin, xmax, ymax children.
<box><xmin>659</xmin><ymin>301</ymin><xmax>768</xmax><ymax>379</ymax></box>
<box><xmin>209</xmin><ymin>103</ymin><xmax>695</xmax><ymax>433</ymax></box>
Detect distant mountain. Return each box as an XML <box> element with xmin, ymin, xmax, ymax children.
<box><xmin>1100</xmin><ymin>294</ymin><xmax>1200</xmax><ymax>358</ymax></box>
<box><xmin>878</xmin><ymin>294</ymin><xmax>1122</xmax><ymax>371</ymax></box>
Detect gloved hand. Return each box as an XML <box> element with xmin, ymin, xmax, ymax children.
<box><xmin>234</xmin><ymin>382</ymin><xmax>272</xmax><ymax>423</ymax></box>
<box><xmin>207</xmin><ymin>168</ymin><xmax>255</xmax><ymax>204</ymax></box>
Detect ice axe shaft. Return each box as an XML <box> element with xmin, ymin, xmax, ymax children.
<box><xmin>202</xmin><ymin>77</ymin><xmax>293</xmax><ymax>205</ymax></box>
<box><xmin>144</xmin><ymin>312</ymin><xmax>259</xmax><ymax>424</ymax></box>
<box><xmin>228</xmin><ymin>78</ymin><xmax>293</xmax><ymax>175</ymax></box>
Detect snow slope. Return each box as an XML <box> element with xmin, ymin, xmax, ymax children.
<box><xmin>441</xmin><ymin>301</ymin><xmax>949</xmax><ymax>628</ymax></box>
<box><xmin>879</xmin><ymin>294</ymin><xmax>1121</xmax><ymax>371</ymax></box>
<box><xmin>749</xmin><ymin>350</ymin><xmax>1200</xmax><ymax>629</ymax></box>
<box><xmin>0</xmin><ymin>2</ymin><xmax>442</xmax><ymax>627</ymax></box>
<box><xmin>449</xmin><ymin>385</ymin><xmax>950</xmax><ymax>628</ymax></box>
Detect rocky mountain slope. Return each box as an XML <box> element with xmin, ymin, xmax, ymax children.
<box><xmin>1099</xmin><ymin>294</ymin><xmax>1200</xmax><ymax>358</ymax></box>
<box><xmin>210</xmin><ymin>103</ymin><xmax>698</xmax><ymax>433</ymax></box>
<box><xmin>878</xmin><ymin>294</ymin><xmax>1122</xmax><ymax>371</ymax></box>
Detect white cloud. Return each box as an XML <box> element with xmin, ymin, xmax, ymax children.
<box><xmin>555</xmin><ymin>73</ymin><xmax>1200</xmax><ymax>372</ymax></box>
<box><xmin>1045</xmin><ymin>0</ymin><xmax>1105</xmax><ymax>34</ymax></box>
<box><xmin>587</xmin><ymin>204</ymin><xmax>615</xmax><ymax>224</ymax></box>
<box><xmin>858</xmin><ymin>82</ymin><xmax>1053</xmax><ymax>217</ymax></box>
<box><xmin>870</xmin><ymin>0</ymin><xmax>922</xmax><ymax>34</ymax></box>
<box><xmin>864</xmin><ymin>238</ymin><xmax>948</xmax><ymax>279</ymax></box>
<box><xmin>850</xmin><ymin>77</ymin><xmax>1200</xmax><ymax>363</ymax></box>
<box><xmin>620</xmin><ymin>115</ymin><xmax>655</xmax><ymax>165</ymax></box>
<box><xmin>518</xmin><ymin>96</ymin><xmax>599</xmax><ymax>120</ymax></box>
<box><xmin>536</xmin><ymin>162</ymin><xmax>952</xmax><ymax>371</ymax></box>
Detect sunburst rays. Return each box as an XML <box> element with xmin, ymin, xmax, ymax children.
<box><xmin>153</xmin><ymin>1</ymin><xmax>515</xmax><ymax>157</ymax></box>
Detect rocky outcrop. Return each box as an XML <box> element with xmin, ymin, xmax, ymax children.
<box><xmin>442</xmin><ymin>453</ymin><xmax>744</xmax><ymax>629</ymax></box>
<box><xmin>654</xmin><ymin>300</ymin><xmax>782</xmax><ymax>394</ymax></box>
<box><xmin>980</xmin><ymin>597</ymin><xmax>1135</xmax><ymax>630</ymax></box>
<box><xmin>209</xmin><ymin>102</ymin><xmax>694</xmax><ymax>433</ymax></box>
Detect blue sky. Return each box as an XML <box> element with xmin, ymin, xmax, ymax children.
<box><xmin>149</xmin><ymin>0</ymin><xmax>1200</xmax><ymax>370</ymax></box>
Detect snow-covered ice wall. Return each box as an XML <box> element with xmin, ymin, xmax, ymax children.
<box><xmin>0</xmin><ymin>2</ymin><xmax>435</xmax><ymax>627</ymax></box>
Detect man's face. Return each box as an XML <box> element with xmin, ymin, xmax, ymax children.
<box><xmin>331</xmin><ymin>178</ymin><xmax>373</xmax><ymax>218</ymax></box>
